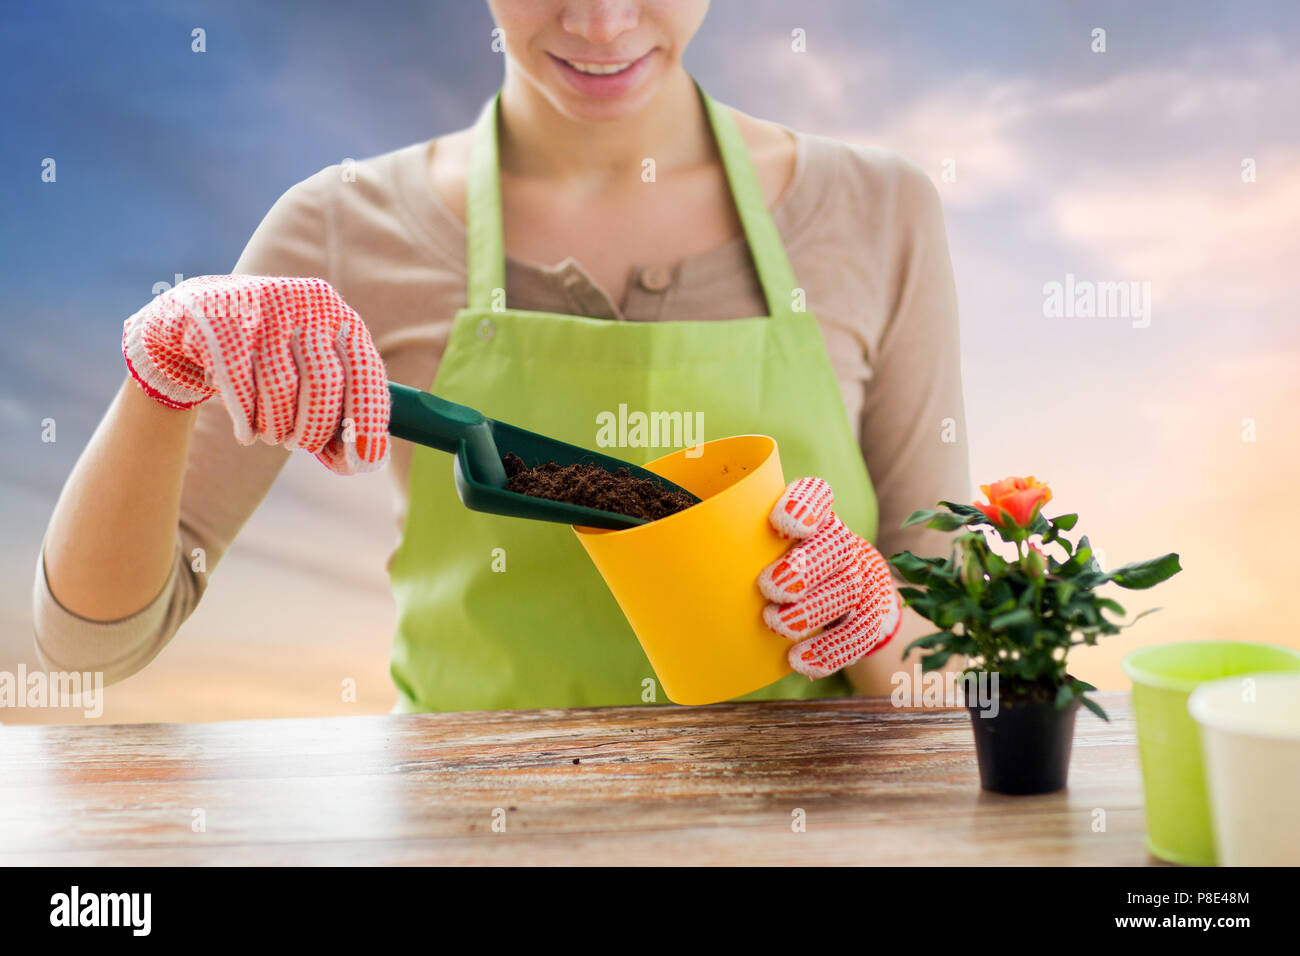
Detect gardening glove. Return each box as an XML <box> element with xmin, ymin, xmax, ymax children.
<box><xmin>758</xmin><ymin>477</ymin><xmax>902</xmax><ymax>679</ymax></box>
<box><xmin>122</xmin><ymin>274</ymin><xmax>389</xmax><ymax>475</ymax></box>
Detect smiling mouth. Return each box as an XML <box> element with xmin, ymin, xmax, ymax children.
<box><xmin>551</xmin><ymin>53</ymin><xmax>647</xmax><ymax>76</ymax></box>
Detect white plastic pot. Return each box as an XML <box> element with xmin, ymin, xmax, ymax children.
<box><xmin>1188</xmin><ymin>673</ymin><xmax>1300</xmax><ymax>866</ymax></box>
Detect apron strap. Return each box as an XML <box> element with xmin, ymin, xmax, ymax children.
<box><xmin>466</xmin><ymin>92</ymin><xmax>506</xmax><ymax>312</ymax></box>
<box><xmin>465</xmin><ymin>82</ymin><xmax>800</xmax><ymax>318</ymax></box>
<box><xmin>696</xmin><ymin>84</ymin><xmax>801</xmax><ymax>318</ymax></box>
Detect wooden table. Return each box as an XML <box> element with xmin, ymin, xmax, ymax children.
<box><xmin>0</xmin><ymin>691</ymin><xmax>1153</xmax><ymax>865</ymax></box>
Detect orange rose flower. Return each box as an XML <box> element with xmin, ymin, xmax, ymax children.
<box><xmin>975</xmin><ymin>476</ymin><xmax>1053</xmax><ymax>532</ymax></box>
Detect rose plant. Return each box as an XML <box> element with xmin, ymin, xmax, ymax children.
<box><xmin>889</xmin><ymin>476</ymin><xmax>1181</xmax><ymax>721</ymax></box>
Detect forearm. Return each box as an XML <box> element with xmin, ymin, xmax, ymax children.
<box><xmin>43</xmin><ymin>377</ymin><xmax>198</xmax><ymax>621</ymax></box>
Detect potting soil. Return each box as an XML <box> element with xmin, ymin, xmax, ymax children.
<box><xmin>502</xmin><ymin>453</ymin><xmax>695</xmax><ymax>522</ymax></box>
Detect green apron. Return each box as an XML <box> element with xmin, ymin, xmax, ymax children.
<box><xmin>388</xmin><ymin>84</ymin><xmax>880</xmax><ymax>712</ymax></box>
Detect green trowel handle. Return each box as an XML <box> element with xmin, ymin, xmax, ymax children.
<box><xmin>387</xmin><ymin>382</ymin><xmax>509</xmax><ymax>488</ymax></box>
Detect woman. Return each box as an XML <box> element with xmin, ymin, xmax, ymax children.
<box><xmin>35</xmin><ymin>0</ymin><xmax>969</xmax><ymax>711</ymax></box>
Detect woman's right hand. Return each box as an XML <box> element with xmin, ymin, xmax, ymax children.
<box><xmin>122</xmin><ymin>274</ymin><xmax>390</xmax><ymax>474</ymax></box>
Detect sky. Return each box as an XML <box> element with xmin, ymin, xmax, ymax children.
<box><xmin>2</xmin><ymin>0</ymin><xmax>1298</xmax><ymax>720</ymax></box>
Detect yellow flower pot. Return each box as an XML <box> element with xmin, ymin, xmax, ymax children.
<box><xmin>574</xmin><ymin>435</ymin><xmax>791</xmax><ymax>705</ymax></box>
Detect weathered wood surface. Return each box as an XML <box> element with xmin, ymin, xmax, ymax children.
<box><xmin>0</xmin><ymin>691</ymin><xmax>1152</xmax><ymax>865</ymax></box>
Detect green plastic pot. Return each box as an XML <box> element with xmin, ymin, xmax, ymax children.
<box><xmin>1122</xmin><ymin>640</ymin><xmax>1300</xmax><ymax>865</ymax></box>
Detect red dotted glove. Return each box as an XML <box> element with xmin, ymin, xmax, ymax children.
<box><xmin>758</xmin><ymin>477</ymin><xmax>902</xmax><ymax>679</ymax></box>
<box><xmin>122</xmin><ymin>275</ymin><xmax>389</xmax><ymax>475</ymax></box>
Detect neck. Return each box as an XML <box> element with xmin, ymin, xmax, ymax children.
<box><xmin>497</xmin><ymin>66</ymin><xmax>710</xmax><ymax>181</ymax></box>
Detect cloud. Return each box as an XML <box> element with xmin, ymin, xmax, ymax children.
<box><xmin>829</xmin><ymin>42</ymin><xmax>1300</xmax><ymax>206</ymax></box>
<box><xmin>1050</xmin><ymin>146</ymin><xmax>1300</xmax><ymax>313</ymax></box>
<box><xmin>822</xmin><ymin>75</ymin><xmax>1036</xmax><ymax>206</ymax></box>
<box><xmin>798</xmin><ymin>40</ymin><xmax>1300</xmax><ymax>374</ymax></box>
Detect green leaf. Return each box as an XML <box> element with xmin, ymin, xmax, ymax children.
<box><xmin>1058</xmin><ymin>537</ymin><xmax>1096</xmax><ymax>578</ymax></box>
<box><xmin>938</xmin><ymin>501</ymin><xmax>987</xmax><ymax>520</ymax></box>
<box><xmin>984</xmin><ymin>550</ymin><xmax>1009</xmax><ymax>576</ymax></box>
<box><xmin>903</xmin><ymin>631</ymin><xmax>950</xmax><ymax>655</ymax></box>
<box><xmin>934</xmin><ymin>599</ymin><xmax>969</xmax><ymax>628</ymax></box>
<box><xmin>989</xmin><ymin>608</ymin><xmax>1035</xmax><ymax>630</ymax></box>
<box><xmin>920</xmin><ymin>649</ymin><xmax>953</xmax><ymax>672</ymax></box>
<box><xmin>1072</xmin><ymin>570</ymin><xmax>1108</xmax><ymax>589</ymax></box>
<box><xmin>1050</xmin><ymin>513</ymin><xmax>1079</xmax><ymax>531</ymax></box>
<box><xmin>901</xmin><ymin>509</ymin><xmax>939</xmax><ymax>528</ymax></box>
<box><xmin>1107</xmin><ymin>553</ymin><xmax>1183</xmax><ymax>589</ymax></box>
<box><xmin>1095</xmin><ymin>597</ymin><xmax>1126</xmax><ymax>617</ymax></box>
<box><xmin>1018</xmin><ymin>655</ymin><xmax>1047</xmax><ymax>681</ymax></box>
<box><xmin>926</xmin><ymin>513</ymin><xmax>970</xmax><ymax>532</ymax></box>
<box><xmin>889</xmin><ymin>551</ymin><xmax>937</xmax><ymax>585</ymax></box>
<box><xmin>1078</xmin><ymin>694</ymin><xmax>1110</xmax><ymax>722</ymax></box>
<box><xmin>1027</xmin><ymin>513</ymin><xmax>1051</xmax><ymax>537</ymax></box>
<box><xmin>949</xmin><ymin>635</ymin><xmax>980</xmax><ymax>657</ymax></box>
<box><xmin>1054</xmin><ymin>684</ymin><xmax>1075</xmax><ymax>710</ymax></box>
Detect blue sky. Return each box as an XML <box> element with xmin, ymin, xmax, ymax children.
<box><xmin>3</xmin><ymin>0</ymin><xmax>1299</xmax><ymax>709</ymax></box>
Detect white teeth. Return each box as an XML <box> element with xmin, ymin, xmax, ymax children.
<box><xmin>565</xmin><ymin>59</ymin><xmax>634</xmax><ymax>75</ymax></box>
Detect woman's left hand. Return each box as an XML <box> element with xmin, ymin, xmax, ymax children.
<box><xmin>758</xmin><ymin>477</ymin><xmax>902</xmax><ymax>679</ymax></box>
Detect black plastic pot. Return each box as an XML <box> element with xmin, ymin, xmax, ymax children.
<box><xmin>966</xmin><ymin>690</ymin><xmax>1080</xmax><ymax>795</ymax></box>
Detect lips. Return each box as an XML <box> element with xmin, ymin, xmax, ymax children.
<box><xmin>547</xmin><ymin>50</ymin><xmax>655</xmax><ymax>99</ymax></box>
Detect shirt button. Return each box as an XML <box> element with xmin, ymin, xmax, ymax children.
<box><xmin>477</xmin><ymin>318</ymin><xmax>495</xmax><ymax>340</ymax></box>
<box><xmin>639</xmin><ymin>266</ymin><xmax>672</xmax><ymax>293</ymax></box>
